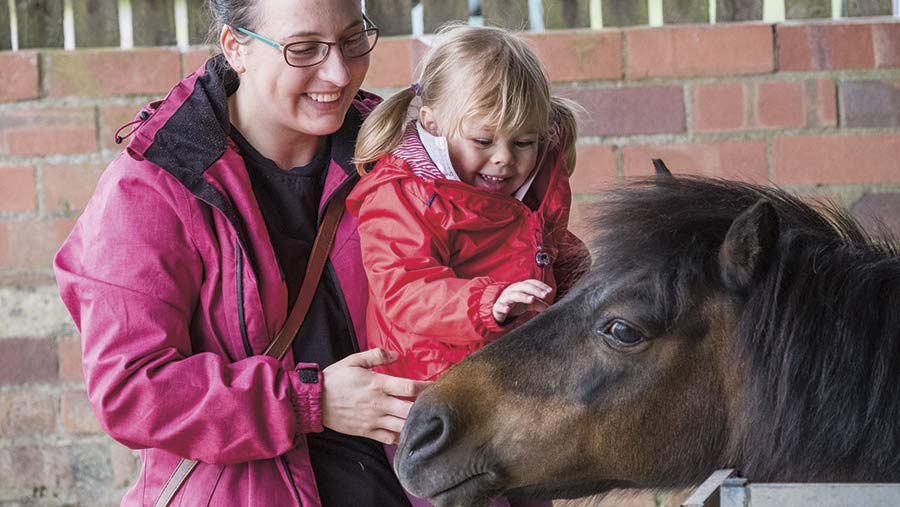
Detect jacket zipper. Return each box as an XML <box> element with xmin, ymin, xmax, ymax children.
<box><xmin>235</xmin><ymin>242</ymin><xmax>253</xmax><ymax>358</ymax></box>
<box><xmin>280</xmin><ymin>455</ymin><xmax>303</xmax><ymax>506</ymax></box>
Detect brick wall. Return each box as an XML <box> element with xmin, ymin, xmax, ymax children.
<box><xmin>2</xmin><ymin>18</ymin><xmax>900</xmax><ymax>506</ymax></box>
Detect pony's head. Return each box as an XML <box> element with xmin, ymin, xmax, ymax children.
<box><xmin>395</xmin><ymin>161</ymin><xmax>900</xmax><ymax>507</ymax></box>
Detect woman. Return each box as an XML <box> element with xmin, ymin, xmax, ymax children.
<box><xmin>54</xmin><ymin>0</ymin><xmax>427</xmax><ymax>505</ymax></box>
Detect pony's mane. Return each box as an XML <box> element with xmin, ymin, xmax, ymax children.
<box><xmin>588</xmin><ymin>176</ymin><xmax>900</xmax><ymax>481</ymax></box>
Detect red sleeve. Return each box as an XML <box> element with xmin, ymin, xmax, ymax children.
<box><xmin>355</xmin><ymin>174</ymin><xmax>508</xmax><ymax>347</ymax></box>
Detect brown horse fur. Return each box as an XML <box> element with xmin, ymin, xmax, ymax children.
<box><xmin>394</xmin><ymin>162</ymin><xmax>900</xmax><ymax>507</ymax></box>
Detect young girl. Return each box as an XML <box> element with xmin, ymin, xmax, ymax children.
<box><xmin>347</xmin><ymin>23</ymin><xmax>589</xmax><ymax>391</ymax></box>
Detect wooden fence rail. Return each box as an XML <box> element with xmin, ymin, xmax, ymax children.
<box><xmin>1</xmin><ymin>0</ymin><xmax>896</xmax><ymax>51</ymax></box>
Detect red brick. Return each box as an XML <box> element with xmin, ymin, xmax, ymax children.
<box><xmin>363</xmin><ymin>37</ymin><xmax>429</xmax><ymax>89</ymax></box>
<box><xmin>0</xmin><ymin>165</ymin><xmax>37</xmax><ymax>212</ymax></box>
<box><xmin>60</xmin><ymin>390</ymin><xmax>103</xmax><ymax>435</ymax></box>
<box><xmin>622</xmin><ymin>140</ymin><xmax>768</xmax><ymax>183</ymax></box>
<box><xmin>813</xmin><ymin>79</ymin><xmax>837</xmax><ymax>127</ymax></box>
<box><xmin>0</xmin><ymin>107</ymin><xmax>97</xmax><ymax>156</ymax></box>
<box><xmin>692</xmin><ymin>82</ymin><xmax>746</xmax><ymax>132</ymax></box>
<box><xmin>100</xmin><ymin>103</ymin><xmax>147</xmax><ymax>151</ymax></box>
<box><xmin>559</xmin><ymin>86</ymin><xmax>684</xmax><ymax>136</ymax></box>
<box><xmin>851</xmin><ymin>192</ymin><xmax>900</xmax><ymax>239</ymax></box>
<box><xmin>627</xmin><ymin>24</ymin><xmax>774</xmax><ymax>79</ymax></box>
<box><xmin>773</xmin><ymin>134</ymin><xmax>900</xmax><ymax>185</ymax></box>
<box><xmin>0</xmin><ymin>218</ymin><xmax>77</xmax><ymax>270</ymax></box>
<box><xmin>42</xmin><ymin>161</ymin><xmax>107</xmax><ymax>213</ymax></box>
<box><xmin>0</xmin><ymin>446</ymin><xmax>73</xmax><ymax>495</ymax></box>
<box><xmin>777</xmin><ymin>23</ymin><xmax>875</xmax><ymax>71</ymax></box>
<box><xmin>0</xmin><ymin>391</ymin><xmax>56</xmax><ymax>437</ymax></box>
<box><xmin>182</xmin><ymin>48</ymin><xmax>215</xmax><ymax>77</ymax></box>
<box><xmin>58</xmin><ymin>335</ymin><xmax>84</xmax><ymax>382</ymax></box>
<box><xmin>0</xmin><ymin>338</ymin><xmax>57</xmax><ymax>384</ymax></box>
<box><xmin>570</xmin><ymin>144</ymin><xmax>617</xmax><ymax>194</ymax></box>
<box><xmin>568</xmin><ymin>202</ymin><xmax>597</xmax><ymax>244</ymax></box>
<box><xmin>754</xmin><ymin>80</ymin><xmax>805</xmax><ymax>129</ymax></box>
<box><xmin>841</xmin><ymin>80</ymin><xmax>900</xmax><ymax>129</ymax></box>
<box><xmin>525</xmin><ymin>30</ymin><xmax>622</xmax><ymax>82</ymax></box>
<box><xmin>44</xmin><ymin>48</ymin><xmax>182</xmax><ymax>97</ymax></box>
<box><xmin>873</xmin><ymin>22</ymin><xmax>900</xmax><ymax>68</ymax></box>
<box><xmin>110</xmin><ymin>443</ymin><xmax>141</xmax><ymax>488</ymax></box>
<box><xmin>0</xmin><ymin>51</ymin><xmax>40</xmax><ymax>102</ymax></box>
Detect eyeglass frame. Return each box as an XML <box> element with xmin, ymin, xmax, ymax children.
<box><xmin>234</xmin><ymin>13</ymin><xmax>380</xmax><ymax>68</ymax></box>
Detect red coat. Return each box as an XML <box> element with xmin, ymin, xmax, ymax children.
<box><xmin>346</xmin><ymin>125</ymin><xmax>588</xmax><ymax>381</ymax></box>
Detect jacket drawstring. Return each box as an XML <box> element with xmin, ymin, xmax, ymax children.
<box><xmin>114</xmin><ymin>109</ymin><xmax>151</xmax><ymax>144</ymax></box>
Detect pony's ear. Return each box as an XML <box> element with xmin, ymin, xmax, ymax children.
<box><xmin>719</xmin><ymin>199</ymin><xmax>779</xmax><ymax>295</ymax></box>
<box><xmin>652</xmin><ymin>159</ymin><xmax>673</xmax><ymax>179</ymax></box>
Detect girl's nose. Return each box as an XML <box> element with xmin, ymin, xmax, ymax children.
<box><xmin>317</xmin><ymin>47</ymin><xmax>352</xmax><ymax>88</ymax></box>
<box><xmin>492</xmin><ymin>145</ymin><xmax>514</xmax><ymax>165</ymax></box>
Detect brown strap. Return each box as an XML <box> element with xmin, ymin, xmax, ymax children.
<box><xmin>155</xmin><ymin>184</ymin><xmax>350</xmax><ymax>507</ymax></box>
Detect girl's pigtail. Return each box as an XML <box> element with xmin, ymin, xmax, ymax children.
<box><xmin>549</xmin><ymin>96</ymin><xmax>582</xmax><ymax>176</ymax></box>
<box><xmin>354</xmin><ymin>87</ymin><xmax>418</xmax><ymax>176</ymax></box>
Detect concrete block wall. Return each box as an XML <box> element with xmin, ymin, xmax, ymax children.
<box><xmin>2</xmin><ymin>18</ymin><xmax>900</xmax><ymax>506</ymax></box>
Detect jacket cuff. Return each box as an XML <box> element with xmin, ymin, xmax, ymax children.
<box><xmin>478</xmin><ymin>281</ymin><xmax>512</xmax><ymax>334</ymax></box>
<box><xmin>292</xmin><ymin>362</ymin><xmax>324</xmax><ymax>436</ymax></box>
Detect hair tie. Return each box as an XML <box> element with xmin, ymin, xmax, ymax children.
<box><xmin>410</xmin><ymin>83</ymin><xmax>421</xmax><ymax>96</ymax></box>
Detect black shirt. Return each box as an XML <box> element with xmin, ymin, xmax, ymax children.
<box><xmin>231</xmin><ymin>128</ymin><xmax>411</xmax><ymax>507</ymax></box>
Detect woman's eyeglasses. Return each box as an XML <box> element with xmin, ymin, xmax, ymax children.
<box><xmin>236</xmin><ymin>14</ymin><xmax>379</xmax><ymax>68</ymax></box>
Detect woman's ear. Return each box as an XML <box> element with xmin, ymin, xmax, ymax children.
<box><xmin>221</xmin><ymin>25</ymin><xmax>247</xmax><ymax>73</ymax></box>
<box><xmin>419</xmin><ymin>106</ymin><xmax>440</xmax><ymax>136</ymax></box>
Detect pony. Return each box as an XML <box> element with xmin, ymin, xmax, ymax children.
<box><xmin>393</xmin><ymin>161</ymin><xmax>900</xmax><ymax>507</ymax></box>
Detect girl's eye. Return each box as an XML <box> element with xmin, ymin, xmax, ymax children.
<box><xmin>597</xmin><ymin>319</ymin><xmax>646</xmax><ymax>349</ymax></box>
<box><xmin>472</xmin><ymin>138</ymin><xmax>492</xmax><ymax>146</ymax></box>
<box><xmin>514</xmin><ymin>140</ymin><xmax>535</xmax><ymax>148</ymax></box>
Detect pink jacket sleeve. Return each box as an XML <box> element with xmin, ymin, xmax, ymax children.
<box><xmin>355</xmin><ymin>178</ymin><xmax>509</xmax><ymax>345</ymax></box>
<box><xmin>54</xmin><ymin>157</ymin><xmax>321</xmax><ymax>465</ymax></box>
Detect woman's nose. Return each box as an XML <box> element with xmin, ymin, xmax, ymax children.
<box><xmin>317</xmin><ymin>47</ymin><xmax>352</xmax><ymax>87</ymax></box>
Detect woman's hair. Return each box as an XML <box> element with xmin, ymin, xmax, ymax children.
<box><xmin>354</xmin><ymin>24</ymin><xmax>580</xmax><ymax>176</ymax></box>
<box><xmin>205</xmin><ymin>0</ymin><xmax>262</xmax><ymax>48</ymax></box>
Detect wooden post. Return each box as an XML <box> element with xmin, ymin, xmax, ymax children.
<box><xmin>602</xmin><ymin>0</ymin><xmax>648</xmax><ymax>26</ymax></box>
<box><xmin>131</xmin><ymin>0</ymin><xmax>177</xmax><ymax>46</ymax></box>
<box><xmin>785</xmin><ymin>0</ymin><xmax>831</xmax><ymax>18</ymax></box>
<box><xmin>716</xmin><ymin>0</ymin><xmax>763</xmax><ymax>21</ymax></box>
<box><xmin>844</xmin><ymin>0</ymin><xmax>892</xmax><ymax>15</ymax></box>
<box><xmin>366</xmin><ymin>0</ymin><xmax>412</xmax><ymax>36</ymax></box>
<box><xmin>543</xmin><ymin>0</ymin><xmax>590</xmax><ymax>29</ymax></box>
<box><xmin>664</xmin><ymin>0</ymin><xmax>710</xmax><ymax>23</ymax></box>
<box><xmin>423</xmin><ymin>0</ymin><xmax>468</xmax><ymax>33</ymax></box>
<box><xmin>73</xmin><ymin>0</ymin><xmax>120</xmax><ymax>48</ymax></box>
<box><xmin>0</xmin><ymin>0</ymin><xmax>11</xmax><ymax>50</ymax></box>
<box><xmin>187</xmin><ymin>0</ymin><xmax>211</xmax><ymax>45</ymax></box>
<box><xmin>15</xmin><ymin>0</ymin><xmax>64</xmax><ymax>49</ymax></box>
<box><xmin>482</xmin><ymin>0</ymin><xmax>530</xmax><ymax>30</ymax></box>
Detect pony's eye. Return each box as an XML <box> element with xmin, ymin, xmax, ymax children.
<box><xmin>599</xmin><ymin>320</ymin><xmax>646</xmax><ymax>348</ymax></box>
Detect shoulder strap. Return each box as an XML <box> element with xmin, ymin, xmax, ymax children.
<box><xmin>154</xmin><ymin>182</ymin><xmax>352</xmax><ymax>507</ymax></box>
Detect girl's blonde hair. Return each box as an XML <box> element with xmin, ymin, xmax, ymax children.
<box><xmin>354</xmin><ymin>24</ymin><xmax>580</xmax><ymax>176</ymax></box>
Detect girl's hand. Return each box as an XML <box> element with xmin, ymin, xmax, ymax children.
<box><xmin>321</xmin><ymin>348</ymin><xmax>431</xmax><ymax>445</ymax></box>
<box><xmin>492</xmin><ymin>279</ymin><xmax>552</xmax><ymax>324</ymax></box>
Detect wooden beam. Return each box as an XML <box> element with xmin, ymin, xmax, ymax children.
<box><xmin>602</xmin><ymin>0</ymin><xmax>648</xmax><ymax>26</ymax></box>
<box><xmin>73</xmin><ymin>0</ymin><xmax>120</xmax><ymax>48</ymax></box>
<box><xmin>187</xmin><ymin>0</ymin><xmax>211</xmax><ymax>45</ymax></box>
<box><xmin>844</xmin><ymin>0</ymin><xmax>892</xmax><ymax>15</ymax></box>
<box><xmin>0</xmin><ymin>0</ymin><xmax>11</xmax><ymax>50</ymax></box>
<box><xmin>366</xmin><ymin>0</ymin><xmax>412</xmax><ymax>36</ymax></box>
<box><xmin>482</xmin><ymin>0</ymin><xmax>530</xmax><ymax>30</ymax></box>
<box><xmin>423</xmin><ymin>0</ymin><xmax>468</xmax><ymax>33</ymax></box>
<box><xmin>15</xmin><ymin>0</ymin><xmax>64</xmax><ymax>49</ymax></box>
<box><xmin>664</xmin><ymin>0</ymin><xmax>709</xmax><ymax>23</ymax></box>
<box><xmin>717</xmin><ymin>0</ymin><xmax>763</xmax><ymax>21</ymax></box>
<box><xmin>132</xmin><ymin>0</ymin><xmax>177</xmax><ymax>46</ymax></box>
<box><xmin>785</xmin><ymin>0</ymin><xmax>831</xmax><ymax>18</ymax></box>
<box><xmin>543</xmin><ymin>0</ymin><xmax>590</xmax><ymax>29</ymax></box>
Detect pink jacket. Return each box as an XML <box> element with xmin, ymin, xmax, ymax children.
<box><xmin>54</xmin><ymin>58</ymin><xmax>378</xmax><ymax>506</ymax></box>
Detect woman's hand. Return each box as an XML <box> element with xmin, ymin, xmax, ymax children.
<box><xmin>492</xmin><ymin>279</ymin><xmax>551</xmax><ymax>324</ymax></box>
<box><xmin>321</xmin><ymin>348</ymin><xmax>431</xmax><ymax>445</ymax></box>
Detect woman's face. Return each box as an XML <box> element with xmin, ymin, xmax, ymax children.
<box><xmin>230</xmin><ymin>0</ymin><xmax>370</xmax><ymax>140</ymax></box>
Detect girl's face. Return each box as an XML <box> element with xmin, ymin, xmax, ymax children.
<box><xmin>422</xmin><ymin>107</ymin><xmax>543</xmax><ymax>196</ymax></box>
<box><xmin>228</xmin><ymin>0</ymin><xmax>370</xmax><ymax>140</ymax></box>
<box><xmin>447</xmin><ymin>114</ymin><xmax>542</xmax><ymax>195</ymax></box>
